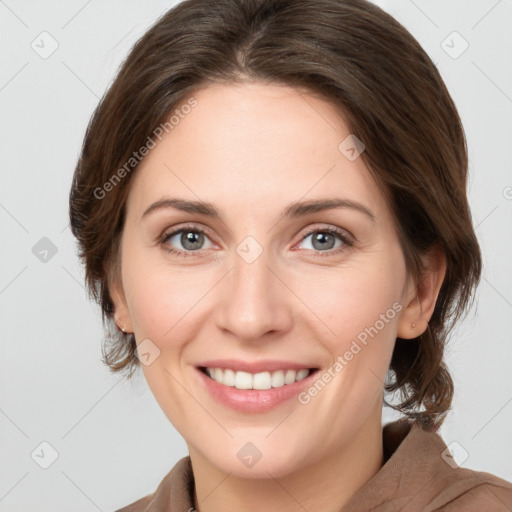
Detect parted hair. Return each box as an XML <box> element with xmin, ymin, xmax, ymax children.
<box><xmin>69</xmin><ymin>0</ymin><xmax>482</xmax><ymax>430</ymax></box>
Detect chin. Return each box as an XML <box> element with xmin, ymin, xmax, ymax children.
<box><xmin>204</xmin><ymin>443</ymin><xmax>311</xmax><ymax>480</ymax></box>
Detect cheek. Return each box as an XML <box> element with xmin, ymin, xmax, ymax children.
<box><xmin>304</xmin><ymin>259</ymin><xmax>404</xmax><ymax>364</ymax></box>
<box><xmin>308</xmin><ymin>261</ymin><xmax>403</xmax><ymax>338</ymax></box>
<box><xmin>123</xmin><ymin>257</ymin><xmax>218</xmax><ymax>355</ymax></box>
<box><xmin>294</xmin><ymin>266</ymin><xmax>404</xmax><ymax>424</ymax></box>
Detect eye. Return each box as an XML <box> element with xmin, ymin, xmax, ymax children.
<box><xmin>159</xmin><ymin>223</ymin><xmax>354</xmax><ymax>258</ymax></box>
<box><xmin>160</xmin><ymin>224</ymin><xmax>214</xmax><ymax>257</ymax></box>
<box><xmin>296</xmin><ymin>226</ymin><xmax>353</xmax><ymax>257</ymax></box>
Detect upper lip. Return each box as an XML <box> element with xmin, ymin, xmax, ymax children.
<box><xmin>197</xmin><ymin>359</ymin><xmax>319</xmax><ymax>373</ymax></box>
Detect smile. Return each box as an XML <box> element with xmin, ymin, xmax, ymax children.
<box><xmin>195</xmin><ymin>364</ymin><xmax>320</xmax><ymax>413</ymax></box>
<box><xmin>201</xmin><ymin>366</ymin><xmax>314</xmax><ymax>389</ymax></box>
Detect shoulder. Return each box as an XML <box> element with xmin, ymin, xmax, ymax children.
<box><xmin>115</xmin><ymin>495</ymin><xmax>152</xmax><ymax>512</ymax></box>
<box><xmin>408</xmin><ymin>423</ymin><xmax>512</xmax><ymax>511</ymax></box>
<box><xmin>427</xmin><ymin>466</ymin><xmax>512</xmax><ymax>511</ymax></box>
<box><xmin>343</xmin><ymin>420</ymin><xmax>512</xmax><ymax>511</ymax></box>
<box><xmin>113</xmin><ymin>456</ymin><xmax>194</xmax><ymax>512</ymax></box>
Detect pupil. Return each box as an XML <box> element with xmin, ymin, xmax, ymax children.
<box><xmin>182</xmin><ymin>231</ymin><xmax>203</xmax><ymax>250</ymax></box>
<box><xmin>314</xmin><ymin>232</ymin><xmax>334</xmax><ymax>250</ymax></box>
<box><xmin>178</xmin><ymin>231</ymin><xmax>335</xmax><ymax>252</ymax></box>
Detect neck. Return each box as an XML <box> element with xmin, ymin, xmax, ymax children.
<box><xmin>189</xmin><ymin>408</ymin><xmax>384</xmax><ymax>512</ymax></box>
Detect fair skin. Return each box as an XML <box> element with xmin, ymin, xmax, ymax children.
<box><xmin>111</xmin><ymin>81</ymin><xmax>446</xmax><ymax>512</ymax></box>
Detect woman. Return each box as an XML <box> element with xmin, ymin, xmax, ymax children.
<box><xmin>69</xmin><ymin>0</ymin><xmax>512</xmax><ymax>510</ymax></box>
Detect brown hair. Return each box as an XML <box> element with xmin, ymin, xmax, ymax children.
<box><xmin>69</xmin><ymin>0</ymin><xmax>481</xmax><ymax>430</ymax></box>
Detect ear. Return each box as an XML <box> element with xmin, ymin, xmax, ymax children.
<box><xmin>110</xmin><ymin>276</ymin><xmax>134</xmax><ymax>334</ymax></box>
<box><xmin>397</xmin><ymin>246</ymin><xmax>447</xmax><ymax>339</ymax></box>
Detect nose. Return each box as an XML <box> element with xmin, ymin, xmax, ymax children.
<box><xmin>214</xmin><ymin>248</ymin><xmax>293</xmax><ymax>343</ymax></box>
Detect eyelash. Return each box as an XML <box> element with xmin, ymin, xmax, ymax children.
<box><xmin>159</xmin><ymin>223</ymin><xmax>354</xmax><ymax>258</ymax></box>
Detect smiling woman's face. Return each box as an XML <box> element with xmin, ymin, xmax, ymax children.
<box><xmin>112</xmin><ymin>81</ymin><xmax>423</xmax><ymax>478</ymax></box>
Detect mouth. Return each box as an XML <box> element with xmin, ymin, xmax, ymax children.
<box><xmin>198</xmin><ymin>366</ymin><xmax>318</xmax><ymax>390</ymax></box>
<box><xmin>195</xmin><ymin>364</ymin><xmax>321</xmax><ymax>413</ymax></box>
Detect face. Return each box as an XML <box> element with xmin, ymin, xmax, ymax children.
<box><xmin>112</xmin><ymin>81</ymin><xmax>423</xmax><ymax>479</ymax></box>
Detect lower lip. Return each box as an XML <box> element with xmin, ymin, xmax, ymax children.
<box><xmin>195</xmin><ymin>367</ymin><xmax>319</xmax><ymax>413</ymax></box>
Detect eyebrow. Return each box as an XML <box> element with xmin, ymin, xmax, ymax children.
<box><xmin>141</xmin><ymin>197</ymin><xmax>376</xmax><ymax>222</ymax></box>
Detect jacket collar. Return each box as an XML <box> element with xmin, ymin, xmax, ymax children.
<box><xmin>136</xmin><ymin>419</ymin><xmax>509</xmax><ymax>511</ymax></box>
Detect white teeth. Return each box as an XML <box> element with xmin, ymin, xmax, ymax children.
<box><xmin>222</xmin><ymin>368</ymin><xmax>235</xmax><ymax>387</ymax></box>
<box><xmin>296</xmin><ymin>368</ymin><xmax>309</xmax><ymax>381</ymax></box>
<box><xmin>284</xmin><ymin>369</ymin><xmax>296</xmax><ymax>385</ymax></box>
<box><xmin>253</xmin><ymin>372</ymin><xmax>272</xmax><ymax>390</ymax></box>
<box><xmin>271</xmin><ymin>370</ymin><xmax>285</xmax><ymax>387</ymax></box>
<box><xmin>234</xmin><ymin>371</ymin><xmax>253</xmax><ymax>389</ymax></box>
<box><xmin>204</xmin><ymin>367</ymin><xmax>312</xmax><ymax>389</ymax></box>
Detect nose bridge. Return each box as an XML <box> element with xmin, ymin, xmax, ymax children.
<box><xmin>215</xmin><ymin>237</ymin><xmax>292</xmax><ymax>340</ymax></box>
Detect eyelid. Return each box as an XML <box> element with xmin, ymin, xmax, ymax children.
<box><xmin>294</xmin><ymin>223</ymin><xmax>355</xmax><ymax>246</ymax></box>
<box><xmin>159</xmin><ymin>222</ymin><xmax>355</xmax><ymax>257</ymax></box>
<box><xmin>159</xmin><ymin>222</ymin><xmax>216</xmax><ymax>247</ymax></box>
<box><xmin>159</xmin><ymin>222</ymin><xmax>354</xmax><ymax>243</ymax></box>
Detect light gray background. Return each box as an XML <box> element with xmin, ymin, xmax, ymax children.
<box><xmin>1</xmin><ymin>0</ymin><xmax>511</xmax><ymax>510</ymax></box>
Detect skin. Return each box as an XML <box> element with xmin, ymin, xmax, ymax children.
<box><xmin>111</xmin><ymin>81</ymin><xmax>446</xmax><ymax>512</ymax></box>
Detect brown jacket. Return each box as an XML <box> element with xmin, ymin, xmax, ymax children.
<box><xmin>116</xmin><ymin>420</ymin><xmax>512</xmax><ymax>511</ymax></box>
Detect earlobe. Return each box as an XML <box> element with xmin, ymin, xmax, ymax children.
<box><xmin>397</xmin><ymin>293</ymin><xmax>423</xmax><ymax>339</ymax></box>
<box><xmin>110</xmin><ymin>279</ymin><xmax>134</xmax><ymax>334</ymax></box>
<box><xmin>397</xmin><ymin>247</ymin><xmax>446</xmax><ymax>339</ymax></box>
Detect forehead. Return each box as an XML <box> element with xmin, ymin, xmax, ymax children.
<box><xmin>127</xmin><ymin>82</ymin><xmax>388</xmax><ymax>221</ymax></box>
